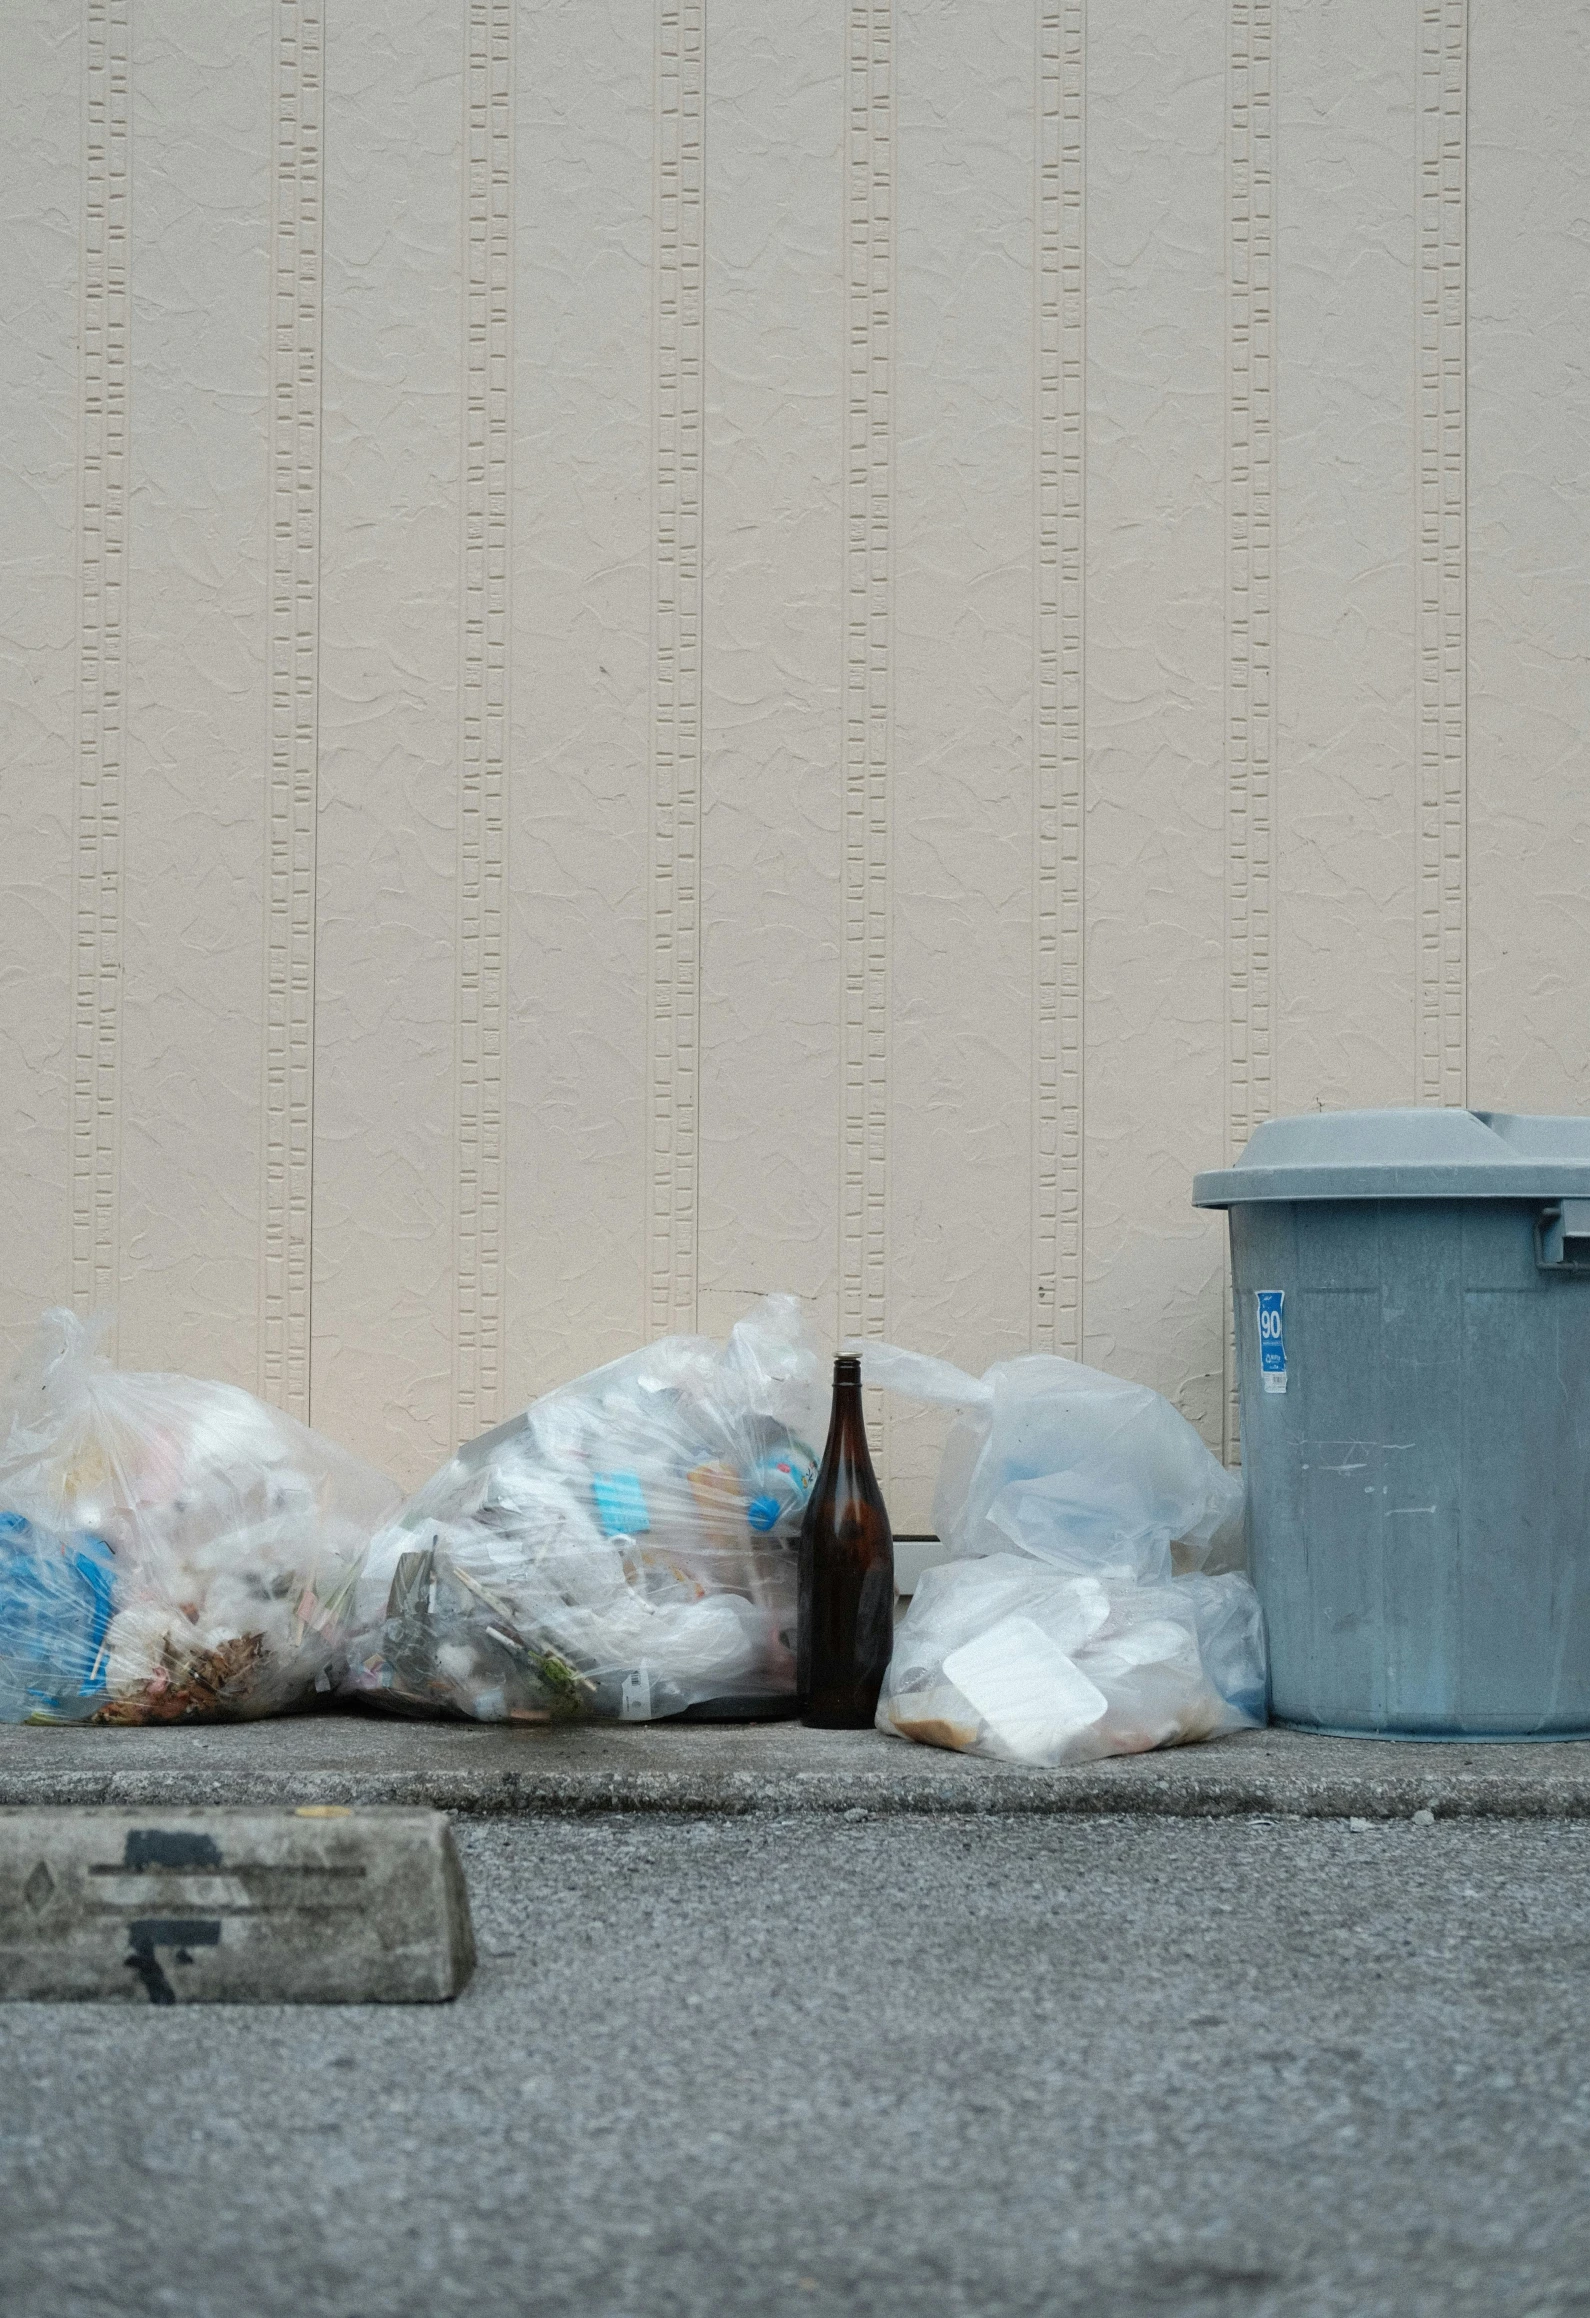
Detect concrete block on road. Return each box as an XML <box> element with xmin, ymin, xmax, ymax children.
<box><xmin>0</xmin><ymin>1807</ymin><xmax>475</xmax><ymax>2004</ymax></box>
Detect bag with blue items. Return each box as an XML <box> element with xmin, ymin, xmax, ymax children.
<box><xmin>0</xmin><ymin>1310</ymin><xmax>399</xmax><ymax>1722</ymax></box>
<box><xmin>0</xmin><ymin>1515</ymin><xmax>116</xmax><ymax>1722</ymax></box>
<box><xmin>342</xmin><ymin>1295</ymin><xmax>825</xmax><ymax>1722</ymax></box>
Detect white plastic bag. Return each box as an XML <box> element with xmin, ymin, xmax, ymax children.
<box><xmin>342</xmin><ymin>1295</ymin><xmax>827</xmax><ymax>1722</ymax></box>
<box><xmin>860</xmin><ymin>1341</ymin><xmax>1266</xmax><ymax>1765</ymax></box>
<box><xmin>880</xmin><ymin>1554</ymin><xmax>1265</xmax><ymax>1765</ymax></box>
<box><xmin>851</xmin><ymin>1342</ymin><xmax>1246</xmax><ymax>1578</ymax></box>
<box><xmin>0</xmin><ymin>1311</ymin><xmax>400</xmax><ymax>1722</ymax></box>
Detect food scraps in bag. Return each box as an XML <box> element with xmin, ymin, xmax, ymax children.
<box><xmin>0</xmin><ymin>1311</ymin><xmax>400</xmax><ymax>1724</ymax></box>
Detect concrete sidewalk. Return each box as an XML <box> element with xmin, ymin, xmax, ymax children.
<box><xmin>3</xmin><ymin>1710</ymin><xmax>1590</xmax><ymax>1818</ymax></box>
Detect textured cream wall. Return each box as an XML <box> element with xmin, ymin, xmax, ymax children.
<box><xmin>3</xmin><ymin>1</ymin><xmax>1588</xmax><ymax>1522</ymax></box>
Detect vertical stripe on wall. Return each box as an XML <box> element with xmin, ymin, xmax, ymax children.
<box><xmin>1226</xmin><ymin>0</ymin><xmax>1274</xmax><ymax>1455</ymax></box>
<box><xmin>841</xmin><ymin>0</ymin><xmax>892</xmax><ymax>1356</ymax></box>
<box><xmin>1033</xmin><ymin>0</ymin><xmax>1084</xmax><ymax>1361</ymax></box>
<box><xmin>72</xmin><ymin>0</ymin><xmax>130</xmax><ymax>1326</ymax></box>
<box><xmin>262</xmin><ymin>0</ymin><xmax>323</xmax><ymax>1420</ymax></box>
<box><xmin>1417</xmin><ymin>0</ymin><xmax>1466</xmax><ymax>1108</ymax></box>
<box><xmin>456</xmin><ymin>0</ymin><xmax>513</xmax><ymax>1439</ymax></box>
<box><xmin>649</xmin><ymin>0</ymin><xmax>705</xmax><ymax>1340</ymax></box>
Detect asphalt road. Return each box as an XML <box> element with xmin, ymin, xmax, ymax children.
<box><xmin>2</xmin><ymin>1810</ymin><xmax>1588</xmax><ymax>2318</ymax></box>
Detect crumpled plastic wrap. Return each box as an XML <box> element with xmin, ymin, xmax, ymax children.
<box><xmin>856</xmin><ymin>1341</ymin><xmax>1247</xmax><ymax>1575</ymax></box>
<box><xmin>0</xmin><ymin>1311</ymin><xmax>401</xmax><ymax>1723</ymax></box>
<box><xmin>341</xmin><ymin>1295</ymin><xmax>827</xmax><ymax>1723</ymax></box>
<box><xmin>859</xmin><ymin>1343</ymin><xmax>1268</xmax><ymax>1765</ymax></box>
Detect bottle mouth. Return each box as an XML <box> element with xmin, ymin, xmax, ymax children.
<box><xmin>833</xmin><ymin>1354</ymin><xmax>862</xmax><ymax>1384</ymax></box>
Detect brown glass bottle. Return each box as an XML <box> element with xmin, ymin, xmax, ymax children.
<box><xmin>798</xmin><ymin>1354</ymin><xmax>895</xmax><ymax>1728</ymax></box>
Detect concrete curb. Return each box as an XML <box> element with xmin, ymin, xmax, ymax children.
<box><xmin>3</xmin><ymin>1716</ymin><xmax>1590</xmax><ymax>1821</ymax></box>
<box><xmin>0</xmin><ymin>1807</ymin><xmax>474</xmax><ymax>2003</ymax></box>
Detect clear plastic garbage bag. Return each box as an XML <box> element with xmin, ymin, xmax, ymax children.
<box><xmin>0</xmin><ymin>1311</ymin><xmax>401</xmax><ymax>1723</ymax></box>
<box><xmin>857</xmin><ymin>1341</ymin><xmax>1267</xmax><ymax>1765</ymax></box>
<box><xmin>879</xmin><ymin>1553</ymin><xmax>1266</xmax><ymax>1766</ymax></box>
<box><xmin>341</xmin><ymin>1295</ymin><xmax>827</xmax><ymax>1723</ymax></box>
<box><xmin>851</xmin><ymin>1342</ymin><xmax>1247</xmax><ymax>1579</ymax></box>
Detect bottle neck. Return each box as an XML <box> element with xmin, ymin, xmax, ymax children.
<box><xmin>826</xmin><ymin>1358</ymin><xmax>869</xmax><ymax>1462</ymax></box>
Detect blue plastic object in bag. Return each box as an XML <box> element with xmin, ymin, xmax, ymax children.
<box><xmin>0</xmin><ymin>1512</ymin><xmax>116</xmax><ymax>1722</ymax></box>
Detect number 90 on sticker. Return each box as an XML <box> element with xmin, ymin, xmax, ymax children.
<box><xmin>1256</xmin><ymin>1290</ymin><xmax>1288</xmax><ymax>1394</ymax></box>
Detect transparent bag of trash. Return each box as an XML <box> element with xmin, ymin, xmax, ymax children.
<box><xmin>342</xmin><ymin>1295</ymin><xmax>826</xmax><ymax>1723</ymax></box>
<box><xmin>857</xmin><ymin>1339</ymin><xmax>1265</xmax><ymax>1765</ymax></box>
<box><xmin>878</xmin><ymin>1554</ymin><xmax>1265</xmax><ymax>1766</ymax></box>
<box><xmin>851</xmin><ymin>1342</ymin><xmax>1247</xmax><ymax>1578</ymax></box>
<box><xmin>0</xmin><ymin>1310</ymin><xmax>400</xmax><ymax>1723</ymax></box>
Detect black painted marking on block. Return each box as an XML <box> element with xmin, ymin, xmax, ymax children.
<box><xmin>125</xmin><ymin>1917</ymin><xmax>222</xmax><ymax>2005</ymax></box>
<box><xmin>123</xmin><ymin>1829</ymin><xmax>225</xmax><ymax>1871</ymax></box>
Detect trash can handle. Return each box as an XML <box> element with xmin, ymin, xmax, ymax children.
<box><xmin>1536</xmin><ymin>1200</ymin><xmax>1590</xmax><ymax>1273</ymax></box>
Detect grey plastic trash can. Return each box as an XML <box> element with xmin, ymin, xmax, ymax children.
<box><xmin>1194</xmin><ymin>1109</ymin><xmax>1590</xmax><ymax>1739</ymax></box>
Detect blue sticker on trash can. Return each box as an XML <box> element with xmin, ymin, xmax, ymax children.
<box><xmin>1256</xmin><ymin>1291</ymin><xmax>1287</xmax><ymax>1394</ymax></box>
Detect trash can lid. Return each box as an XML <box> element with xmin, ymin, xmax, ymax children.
<box><xmin>1193</xmin><ymin>1108</ymin><xmax>1590</xmax><ymax>1207</ymax></box>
